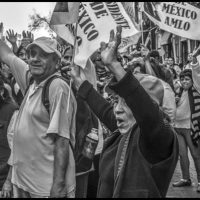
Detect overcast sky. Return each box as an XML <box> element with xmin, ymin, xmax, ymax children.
<box><xmin>0</xmin><ymin>2</ymin><xmax>56</xmax><ymax>39</ymax></box>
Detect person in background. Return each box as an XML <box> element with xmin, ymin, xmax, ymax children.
<box><xmin>184</xmin><ymin>53</ymin><xmax>193</xmax><ymax>70</ymax></box>
<box><xmin>173</xmin><ymin>48</ymin><xmax>200</xmax><ymax>193</ymax></box>
<box><xmin>0</xmin><ymin>78</ymin><xmax>17</xmax><ymax>197</ymax></box>
<box><xmin>148</xmin><ymin>49</ymin><xmax>161</xmax><ymax>64</ymax></box>
<box><xmin>171</xmin><ymin>68</ymin><xmax>181</xmax><ymax>95</ymax></box>
<box><xmin>60</xmin><ymin>45</ymin><xmax>99</xmax><ymax>198</ymax></box>
<box><xmin>174</xmin><ymin>64</ymin><xmax>182</xmax><ymax>77</ymax></box>
<box><xmin>147</xmin><ymin>50</ymin><xmax>174</xmax><ymax>91</ymax></box>
<box><xmin>6</xmin><ymin>29</ymin><xmax>34</xmax><ymax>63</ymax></box>
<box><xmin>5</xmin><ymin>29</ymin><xmax>33</xmax><ymax>106</ymax></box>
<box><xmin>164</xmin><ymin>57</ymin><xmax>169</xmax><ymax>66</ymax></box>
<box><xmin>0</xmin><ymin>63</ymin><xmax>16</xmax><ymax>105</ymax></box>
<box><xmin>168</xmin><ymin>57</ymin><xmax>174</xmax><ymax>71</ymax></box>
<box><xmin>127</xmin><ymin>49</ymin><xmax>176</xmax><ymax>127</ymax></box>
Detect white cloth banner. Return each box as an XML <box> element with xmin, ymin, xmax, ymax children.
<box><xmin>53</xmin><ymin>2</ymin><xmax>139</xmax><ymax>68</ymax></box>
<box><xmin>143</xmin><ymin>2</ymin><xmax>200</xmax><ymax>40</ymax></box>
<box><xmin>75</xmin><ymin>2</ymin><xmax>139</xmax><ymax>68</ymax></box>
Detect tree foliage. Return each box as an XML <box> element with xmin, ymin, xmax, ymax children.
<box><xmin>28</xmin><ymin>9</ymin><xmax>55</xmax><ymax>38</ymax></box>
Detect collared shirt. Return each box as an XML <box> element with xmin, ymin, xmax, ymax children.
<box><xmin>7</xmin><ymin>56</ymin><xmax>77</xmax><ymax>196</ymax></box>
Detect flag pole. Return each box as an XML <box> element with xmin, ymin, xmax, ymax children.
<box><xmin>140</xmin><ymin>5</ymin><xmax>144</xmax><ymax>45</ymax></box>
<box><xmin>67</xmin><ymin>22</ymin><xmax>78</xmax><ymax>113</ymax></box>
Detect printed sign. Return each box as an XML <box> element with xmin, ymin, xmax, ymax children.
<box><xmin>51</xmin><ymin>2</ymin><xmax>139</xmax><ymax>68</ymax></box>
<box><xmin>143</xmin><ymin>2</ymin><xmax>200</xmax><ymax>40</ymax></box>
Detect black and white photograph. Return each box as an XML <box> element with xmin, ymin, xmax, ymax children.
<box><xmin>0</xmin><ymin>1</ymin><xmax>200</xmax><ymax>198</ymax></box>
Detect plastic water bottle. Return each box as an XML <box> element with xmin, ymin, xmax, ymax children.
<box><xmin>82</xmin><ymin>128</ymin><xmax>99</xmax><ymax>160</ymax></box>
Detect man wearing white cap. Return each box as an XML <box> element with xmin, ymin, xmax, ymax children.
<box><xmin>0</xmin><ymin>37</ymin><xmax>77</xmax><ymax>198</ymax></box>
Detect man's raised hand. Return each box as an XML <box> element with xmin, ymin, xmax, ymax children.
<box><xmin>6</xmin><ymin>29</ymin><xmax>18</xmax><ymax>45</ymax></box>
<box><xmin>21</xmin><ymin>30</ymin><xmax>34</xmax><ymax>47</ymax></box>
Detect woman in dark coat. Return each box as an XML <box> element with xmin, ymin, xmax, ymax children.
<box><xmin>69</xmin><ymin>27</ymin><xmax>179</xmax><ymax>198</ymax></box>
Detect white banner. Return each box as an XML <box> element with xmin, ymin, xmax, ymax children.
<box><xmin>75</xmin><ymin>2</ymin><xmax>139</xmax><ymax>68</ymax></box>
<box><xmin>53</xmin><ymin>2</ymin><xmax>139</xmax><ymax>68</ymax></box>
<box><xmin>143</xmin><ymin>2</ymin><xmax>200</xmax><ymax>40</ymax></box>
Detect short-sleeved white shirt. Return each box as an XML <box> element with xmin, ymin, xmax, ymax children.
<box><xmin>7</xmin><ymin>56</ymin><xmax>77</xmax><ymax>196</ymax></box>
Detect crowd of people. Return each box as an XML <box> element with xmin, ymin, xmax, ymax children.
<box><xmin>0</xmin><ymin>24</ymin><xmax>199</xmax><ymax>198</ymax></box>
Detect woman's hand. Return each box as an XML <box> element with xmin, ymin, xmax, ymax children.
<box><xmin>100</xmin><ymin>26</ymin><xmax>126</xmax><ymax>81</ymax></box>
<box><xmin>100</xmin><ymin>26</ymin><xmax>122</xmax><ymax>68</ymax></box>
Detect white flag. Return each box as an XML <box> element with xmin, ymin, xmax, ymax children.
<box><xmin>50</xmin><ymin>2</ymin><xmax>139</xmax><ymax>69</ymax></box>
<box><xmin>143</xmin><ymin>2</ymin><xmax>200</xmax><ymax>40</ymax></box>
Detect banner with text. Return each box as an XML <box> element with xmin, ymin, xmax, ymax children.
<box><xmin>143</xmin><ymin>2</ymin><xmax>200</xmax><ymax>40</ymax></box>
<box><xmin>54</xmin><ymin>2</ymin><xmax>139</xmax><ymax>68</ymax></box>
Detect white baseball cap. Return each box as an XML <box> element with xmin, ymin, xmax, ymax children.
<box><xmin>26</xmin><ymin>37</ymin><xmax>61</xmax><ymax>58</ymax></box>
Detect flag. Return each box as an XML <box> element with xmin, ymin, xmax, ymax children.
<box><xmin>50</xmin><ymin>2</ymin><xmax>80</xmax><ymax>25</ymax></box>
<box><xmin>50</xmin><ymin>2</ymin><xmax>139</xmax><ymax>69</ymax></box>
<box><xmin>82</xmin><ymin>58</ymin><xmax>97</xmax><ymax>90</ymax></box>
<box><xmin>143</xmin><ymin>2</ymin><xmax>200</xmax><ymax>40</ymax></box>
<box><xmin>50</xmin><ymin>2</ymin><xmax>80</xmax><ymax>46</ymax></box>
<box><xmin>76</xmin><ymin>2</ymin><xmax>139</xmax><ymax>68</ymax></box>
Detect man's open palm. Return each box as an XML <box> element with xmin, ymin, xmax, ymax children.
<box><xmin>6</xmin><ymin>29</ymin><xmax>17</xmax><ymax>45</ymax></box>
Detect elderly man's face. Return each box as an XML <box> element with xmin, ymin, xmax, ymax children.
<box><xmin>28</xmin><ymin>46</ymin><xmax>58</xmax><ymax>82</ymax></box>
<box><xmin>113</xmin><ymin>95</ymin><xmax>135</xmax><ymax>135</ymax></box>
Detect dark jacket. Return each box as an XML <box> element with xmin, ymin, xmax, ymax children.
<box><xmin>77</xmin><ymin>71</ymin><xmax>178</xmax><ymax>198</ymax></box>
<box><xmin>0</xmin><ymin>102</ymin><xmax>17</xmax><ymax>189</ymax></box>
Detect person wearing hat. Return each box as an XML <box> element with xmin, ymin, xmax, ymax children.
<box><xmin>69</xmin><ymin>26</ymin><xmax>178</xmax><ymax>198</ymax></box>
<box><xmin>173</xmin><ymin>52</ymin><xmax>200</xmax><ymax>192</ymax></box>
<box><xmin>0</xmin><ymin>37</ymin><xmax>77</xmax><ymax>198</ymax></box>
<box><xmin>0</xmin><ymin>78</ymin><xmax>17</xmax><ymax>197</ymax></box>
<box><xmin>6</xmin><ymin>30</ymin><xmax>34</xmax><ymax>106</ymax></box>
